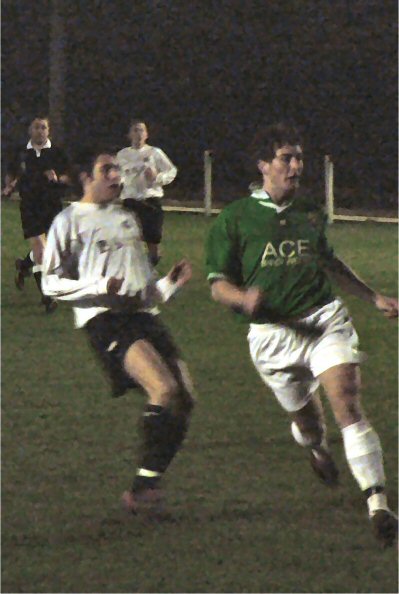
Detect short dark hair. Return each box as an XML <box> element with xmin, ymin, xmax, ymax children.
<box><xmin>73</xmin><ymin>148</ymin><xmax>116</xmax><ymax>175</ymax></box>
<box><xmin>250</xmin><ymin>122</ymin><xmax>302</xmax><ymax>164</ymax></box>
<box><xmin>129</xmin><ymin>118</ymin><xmax>147</xmax><ymax>128</ymax></box>
<box><xmin>71</xmin><ymin>149</ymin><xmax>115</xmax><ymax>194</ymax></box>
<box><xmin>29</xmin><ymin>115</ymin><xmax>50</xmax><ymax>125</ymax></box>
<box><xmin>73</xmin><ymin>149</ymin><xmax>99</xmax><ymax>177</ymax></box>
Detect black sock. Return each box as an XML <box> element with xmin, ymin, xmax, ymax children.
<box><xmin>19</xmin><ymin>251</ymin><xmax>34</xmax><ymax>272</ymax></box>
<box><xmin>33</xmin><ymin>271</ymin><xmax>44</xmax><ymax>296</ymax></box>
<box><xmin>132</xmin><ymin>404</ymin><xmax>189</xmax><ymax>493</ymax></box>
<box><xmin>24</xmin><ymin>251</ymin><xmax>34</xmax><ymax>268</ymax></box>
<box><xmin>364</xmin><ymin>485</ymin><xmax>385</xmax><ymax>499</ymax></box>
<box><xmin>150</xmin><ymin>254</ymin><xmax>161</xmax><ymax>266</ymax></box>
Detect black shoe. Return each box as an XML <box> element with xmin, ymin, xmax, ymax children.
<box><xmin>41</xmin><ymin>296</ymin><xmax>58</xmax><ymax>314</ymax></box>
<box><xmin>310</xmin><ymin>447</ymin><xmax>339</xmax><ymax>487</ymax></box>
<box><xmin>15</xmin><ymin>258</ymin><xmax>31</xmax><ymax>290</ymax></box>
<box><xmin>121</xmin><ymin>488</ymin><xmax>165</xmax><ymax>517</ymax></box>
<box><xmin>370</xmin><ymin>509</ymin><xmax>398</xmax><ymax>548</ymax></box>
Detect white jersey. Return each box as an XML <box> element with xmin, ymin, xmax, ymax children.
<box><xmin>42</xmin><ymin>201</ymin><xmax>156</xmax><ymax>328</ymax></box>
<box><xmin>117</xmin><ymin>144</ymin><xmax>177</xmax><ymax>201</ymax></box>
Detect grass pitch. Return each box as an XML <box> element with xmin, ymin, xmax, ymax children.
<box><xmin>2</xmin><ymin>201</ymin><xmax>398</xmax><ymax>593</ymax></box>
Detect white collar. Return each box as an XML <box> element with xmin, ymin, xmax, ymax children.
<box><xmin>130</xmin><ymin>143</ymin><xmax>150</xmax><ymax>151</ymax></box>
<box><xmin>27</xmin><ymin>139</ymin><xmax>52</xmax><ymax>157</ymax></box>
<box><xmin>251</xmin><ymin>188</ymin><xmax>292</xmax><ymax>213</ymax></box>
<box><xmin>27</xmin><ymin>139</ymin><xmax>52</xmax><ymax>149</ymax></box>
<box><xmin>251</xmin><ymin>188</ymin><xmax>272</xmax><ymax>201</ymax></box>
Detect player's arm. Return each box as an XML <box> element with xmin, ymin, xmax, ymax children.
<box><xmin>43</xmin><ymin>171</ymin><xmax>71</xmax><ymax>185</ymax></box>
<box><xmin>2</xmin><ymin>148</ymin><xmax>21</xmax><ymax>195</ymax></box>
<box><xmin>210</xmin><ymin>279</ymin><xmax>264</xmax><ymax>317</ymax></box>
<box><xmin>206</xmin><ymin>208</ymin><xmax>264</xmax><ymax>317</ymax></box>
<box><xmin>143</xmin><ymin>260</ymin><xmax>192</xmax><ymax>304</ymax></box>
<box><xmin>2</xmin><ymin>174</ymin><xmax>18</xmax><ymax>196</ymax></box>
<box><xmin>44</xmin><ymin>149</ymin><xmax>72</xmax><ymax>185</ymax></box>
<box><xmin>42</xmin><ymin>216</ymin><xmax>110</xmax><ymax>302</ymax></box>
<box><xmin>152</xmin><ymin>148</ymin><xmax>177</xmax><ymax>186</ymax></box>
<box><xmin>104</xmin><ymin>260</ymin><xmax>192</xmax><ymax>306</ymax></box>
<box><xmin>57</xmin><ymin>148</ymin><xmax>72</xmax><ymax>185</ymax></box>
<box><xmin>325</xmin><ymin>255</ymin><xmax>398</xmax><ymax>319</ymax></box>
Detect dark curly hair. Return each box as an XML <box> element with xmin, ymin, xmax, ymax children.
<box><xmin>250</xmin><ymin>122</ymin><xmax>303</xmax><ymax>164</ymax></box>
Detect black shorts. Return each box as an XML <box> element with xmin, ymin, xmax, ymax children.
<box><xmin>123</xmin><ymin>198</ymin><xmax>164</xmax><ymax>244</ymax></box>
<box><xmin>84</xmin><ymin>311</ymin><xmax>181</xmax><ymax>397</ymax></box>
<box><xmin>20</xmin><ymin>197</ymin><xmax>63</xmax><ymax>239</ymax></box>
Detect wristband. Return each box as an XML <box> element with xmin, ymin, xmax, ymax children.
<box><xmin>156</xmin><ymin>276</ymin><xmax>178</xmax><ymax>303</ymax></box>
<box><xmin>97</xmin><ymin>277</ymin><xmax>110</xmax><ymax>295</ymax></box>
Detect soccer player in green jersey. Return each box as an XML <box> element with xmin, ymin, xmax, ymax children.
<box><xmin>205</xmin><ymin>123</ymin><xmax>398</xmax><ymax>547</ymax></box>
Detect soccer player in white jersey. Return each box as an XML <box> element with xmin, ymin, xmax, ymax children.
<box><xmin>205</xmin><ymin>123</ymin><xmax>398</xmax><ymax>547</ymax></box>
<box><xmin>117</xmin><ymin>120</ymin><xmax>177</xmax><ymax>265</ymax></box>
<box><xmin>42</xmin><ymin>152</ymin><xmax>194</xmax><ymax>515</ymax></box>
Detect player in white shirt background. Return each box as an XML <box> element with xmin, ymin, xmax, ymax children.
<box><xmin>42</xmin><ymin>152</ymin><xmax>194</xmax><ymax>515</ymax></box>
<box><xmin>117</xmin><ymin>120</ymin><xmax>177</xmax><ymax>265</ymax></box>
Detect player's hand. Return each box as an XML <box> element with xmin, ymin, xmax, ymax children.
<box><xmin>374</xmin><ymin>294</ymin><xmax>398</xmax><ymax>319</ymax></box>
<box><xmin>241</xmin><ymin>287</ymin><xmax>264</xmax><ymax>317</ymax></box>
<box><xmin>167</xmin><ymin>259</ymin><xmax>192</xmax><ymax>287</ymax></box>
<box><xmin>144</xmin><ymin>167</ymin><xmax>157</xmax><ymax>183</ymax></box>
<box><xmin>44</xmin><ymin>169</ymin><xmax>58</xmax><ymax>182</ymax></box>
<box><xmin>107</xmin><ymin>277</ymin><xmax>124</xmax><ymax>295</ymax></box>
<box><xmin>59</xmin><ymin>174</ymin><xmax>70</xmax><ymax>185</ymax></box>
<box><xmin>2</xmin><ymin>184</ymin><xmax>14</xmax><ymax>197</ymax></box>
<box><xmin>2</xmin><ymin>177</ymin><xmax>17</xmax><ymax>197</ymax></box>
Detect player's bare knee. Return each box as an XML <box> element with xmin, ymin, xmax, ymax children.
<box><xmin>341</xmin><ymin>377</ymin><xmax>360</xmax><ymax>399</ymax></box>
<box><xmin>333</xmin><ymin>399</ymin><xmax>362</xmax><ymax>428</ymax></box>
<box><xmin>328</xmin><ymin>383</ymin><xmax>362</xmax><ymax>427</ymax></box>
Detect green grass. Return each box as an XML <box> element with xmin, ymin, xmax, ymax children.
<box><xmin>2</xmin><ymin>201</ymin><xmax>398</xmax><ymax>593</ymax></box>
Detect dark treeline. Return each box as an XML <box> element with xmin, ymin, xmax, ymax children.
<box><xmin>2</xmin><ymin>0</ymin><xmax>397</xmax><ymax>206</ymax></box>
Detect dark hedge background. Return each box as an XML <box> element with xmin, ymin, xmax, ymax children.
<box><xmin>2</xmin><ymin>0</ymin><xmax>397</xmax><ymax>206</ymax></box>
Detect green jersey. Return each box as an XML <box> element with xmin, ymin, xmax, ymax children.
<box><xmin>205</xmin><ymin>189</ymin><xmax>335</xmax><ymax>323</ymax></box>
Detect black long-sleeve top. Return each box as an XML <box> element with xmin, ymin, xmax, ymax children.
<box><xmin>7</xmin><ymin>144</ymin><xmax>70</xmax><ymax>202</ymax></box>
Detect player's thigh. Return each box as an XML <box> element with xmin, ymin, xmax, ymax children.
<box><xmin>123</xmin><ymin>200</ymin><xmax>162</xmax><ymax>244</ymax></box>
<box><xmin>318</xmin><ymin>363</ymin><xmax>363</xmax><ymax>427</ymax></box>
<box><xmin>248</xmin><ymin>324</ymin><xmax>317</xmax><ymax>412</ymax></box>
<box><xmin>123</xmin><ymin>339</ymin><xmax>179</xmax><ymax>406</ymax></box>
<box><xmin>20</xmin><ymin>202</ymin><xmax>46</xmax><ymax>240</ymax></box>
<box><xmin>140</xmin><ymin>200</ymin><xmax>163</xmax><ymax>244</ymax></box>
<box><xmin>309</xmin><ymin>299</ymin><xmax>364</xmax><ymax>378</ymax></box>
<box><xmin>43</xmin><ymin>201</ymin><xmax>63</xmax><ymax>234</ymax></box>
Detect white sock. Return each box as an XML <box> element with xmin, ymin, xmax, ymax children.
<box><xmin>29</xmin><ymin>251</ymin><xmax>35</xmax><ymax>263</ymax></box>
<box><xmin>32</xmin><ymin>264</ymin><xmax>42</xmax><ymax>274</ymax></box>
<box><xmin>366</xmin><ymin>492</ymin><xmax>390</xmax><ymax>516</ymax></box>
<box><xmin>341</xmin><ymin>420</ymin><xmax>386</xmax><ymax>495</ymax></box>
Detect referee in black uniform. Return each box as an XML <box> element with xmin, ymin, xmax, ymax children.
<box><xmin>4</xmin><ymin>116</ymin><xmax>70</xmax><ymax>313</ymax></box>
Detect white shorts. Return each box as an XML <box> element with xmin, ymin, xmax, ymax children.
<box><xmin>247</xmin><ymin>298</ymin><xmax>365</xmax><ymax>412</ymax></box>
